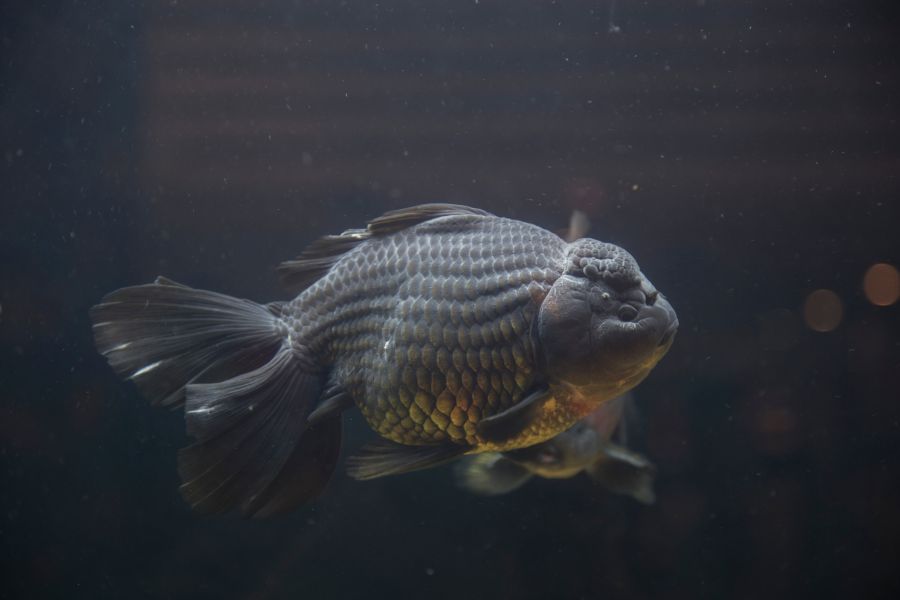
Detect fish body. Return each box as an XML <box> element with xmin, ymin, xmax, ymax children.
<box><xmin>283</xmin><ymin>209</ymin><xmax>565</xmax><ymax>450</ymax></box>
<box><xmin>456</xmin><ymin>394</ymin><xmax>657</xmax><ymax>504</ymax></box>
<box><xmin>92</xmin><ymin>204</ymin><xmax>676</xmax><ymax>516</ymax></box>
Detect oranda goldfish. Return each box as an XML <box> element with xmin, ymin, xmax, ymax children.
<box><xmin>92</xmin><ymin>204</ymin><xmax>676</xmax><ymax>516</ymax></box>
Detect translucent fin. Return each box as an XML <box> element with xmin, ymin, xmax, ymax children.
<box><xmin>582</xmin><ymin>394</ymin><xmax>628</xmax><ymax>442</ymax></box>
<box><xmin>366</xmin><ymin>203</ymin><xmax>491</xmax><ymax>236</ymax></box>
<box><xmin>276</xmin><ymin>233</ymin><xmax>367</xmax><ymax>294</ymax></box>
<box><xmin>91</xmin><ymin>277</ymin><xmax>339</xmax><ymax>516</ymax></box>
<box><xmin>454</xmin><ymin>453</ymin><xmax>534</xmax><ymax>496</ymax></box>
<box><xmin>586</xmin><ymin>443</ymin><xmax>657</xmax><ymax>505</ymax></box>
<box><xmin>277</xmin><ymin>204</ymin><xmax>492</xmax><ymax>293</ymax></box>
<box><xmin>346</xmin><ymin>438</ymin><xmax>467</xmax><ymax>480</ymax></box>
<box><xmin>476</xmin><ymin>385</ymin><xmax>552</xmax><ymax>444</ymax></box>
<box><xmin>91</xmin><ymin>277</ymin><xmax>282</xmax><ymax>408</ymax></box>
<box><xmin>177</xmin><ymin>347</ymin><xmax>324</xmax><ymax>516</ymax></box>
<box><xmin>247</xmin><ymin>417</ymin><xmax>342</xmax><ymax>517</ymax></box>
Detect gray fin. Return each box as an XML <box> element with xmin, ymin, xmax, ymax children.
<box><xmin>241</xmin><ymin>416</ymin><xmax>341</xmax><ymax>518</ymax></box>
<box><xmin>454</xmin><ymin>454</ymin><xmax>534</xmax><ymax>496</ymax></box>
<box><xmin>476</xmin><ymin>385</ymin><xmax>552</xmax><ymax>444</ymax></box>
<box><xmin>276</xmin><ymin>234</ymin><xmax>367</xmax><ymax>294</ymax></box>
<box><xmin>346</xmin><ymin>438</ymin><xmax>468</xmax><ymax>480</ymax></box>
<box><xmin>178</xmin><ymin>347</ymin><xmax>331</xmax><ymax>516</ymax></box>
<box><xmin>92</xmin><ymin>278</ymin><xmax>339</xmax><ymax>516</ymax></box>
<box><xmin>277</xmin><ymin>204</ymin><xmax>491</xmax><ymax>293</ymax></box>
<box><xmin>366</xmin><ymin>203</ymin><xmax>491</xmax><ymax>236</ymax></box>
<box><xmin>586</xmin><ymin>443</ymin><xmax>657</xmax><ymax>505</ymax></box>
<box><xmin>91</xmin><ymin>278</ymin><xmax>284</xmax><ymax>408</ymax></box>
<box><xmin>307</xmin><ymin>385</ymin><xmax>353</xmax><ymax>425</ymax></box>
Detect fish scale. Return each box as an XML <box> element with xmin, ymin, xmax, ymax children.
<box><xmin>285</xmin><ymin>215</ymin><xmax>567</xmax><ymax>448</ymax></box>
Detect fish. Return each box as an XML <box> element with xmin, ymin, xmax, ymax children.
<box><xmin>91</xmin><ymin>203</ymin><xmax>677</xmax><ymax>516</ymax></box>
<box><xmin>455</xmin><ymin>393</ymin><xmax>657</xmax><ymax>504</ymax></box>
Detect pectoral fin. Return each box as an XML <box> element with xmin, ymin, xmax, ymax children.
<box><xmin>307</xmin><ymin>385</ymin><xmax>353</xmax><ymax>425</ymax></box>
<box><xmin>346</xmin><ymin>439</ymin><xmax>468</xmax><ymax>480</ymax></box>
<box><xmin>476</xmin><ymin>385</ymin><xmax>552</xmax><ymax>444</ymax></box>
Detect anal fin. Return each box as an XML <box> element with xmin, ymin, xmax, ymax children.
<box><xmin>346</xmin><ymin>439</ymin><xmax>468</xmax><ymax>480</ymax></box>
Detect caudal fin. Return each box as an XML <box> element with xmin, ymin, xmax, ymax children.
<box><xmin>91</xmin><ymin>277</ymin><xmax>336</xmax><ymax>516</ymax></box>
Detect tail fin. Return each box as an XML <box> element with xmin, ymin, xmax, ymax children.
<box><xmin>91</xmin><ymin>276</ymin><xmax>282</xmax><ymax>408</ymax></box>
<box><xmin>91</xmin><ymin>277</ymin><xmax>336</xmax><ymax>516</ymax></box>
<box><xmin>454</xmin><ymin>453</ymin><xmax>533</xmax><ymax>496</ymax></box>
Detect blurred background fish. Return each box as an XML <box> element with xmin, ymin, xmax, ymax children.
<box><xmin>455</xmin><ymin>393</ymin><xmax>656</xmax><ymax>504</ymax></box>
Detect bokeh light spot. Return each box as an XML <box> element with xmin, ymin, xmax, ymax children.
<box><xmin>863</xmin><ymin>263</ymin><xmax>900</xmax><ymax>306</ymax></box>
<box><xmin>803</xmin><ymin>289</ymin><xmax>843</xmax><ymax>332</ymax></box>
<box><xmin>756</xmin><ymin>405</ymin><xmax>797</xmax><ymax>436</ymax></box>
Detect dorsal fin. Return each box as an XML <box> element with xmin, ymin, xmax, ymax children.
<box><xmin>277</xmin><ymin>203</ymin><xmax>492</xmax><ymax>294</ymax></box>
<box><xmin>276</xmin><ymin>232</ymin><xmax>367</xmax><ymax>294</ymax></box>
<box><xmin>366</xmin><ymin>203</ymin><xmax>490</xmax><ymax>236</ymax></box>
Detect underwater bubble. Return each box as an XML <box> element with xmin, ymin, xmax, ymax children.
<box><xmin>803</xmin><ymin>289</ymin><xmax>843</xmax><ymax>332</ymax></box>
<box><xmin>863</xmin><ymin>263</ymin><xmax>899</xmax><ymax>306</ymax></box>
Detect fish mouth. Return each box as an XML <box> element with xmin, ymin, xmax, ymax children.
<box><xmin>592</xmin><ymin>302</ymin><xmax>676</xmax><ymax>363</ymax></box>
<box><xmin>658</xmin><ymin>319</ymin><xmax>678</xmax><ymax>348</ymax></box>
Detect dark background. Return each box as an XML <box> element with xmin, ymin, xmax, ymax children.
<box><xmin>2</xmin><ymin>1</ymin><xmax>898</xmax><ymax>598</ymax></box>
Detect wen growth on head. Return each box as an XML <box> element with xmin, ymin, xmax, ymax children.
<box><xmin>91</xmin><ymin>204</ymin><xmax>677</xmax><ymax>517</ymax></box>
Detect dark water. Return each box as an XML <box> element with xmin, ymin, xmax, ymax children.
<box><xmin>2</xmin><ymin>1</ymin><xmax>898</xmax><ymax>598</ymax></box>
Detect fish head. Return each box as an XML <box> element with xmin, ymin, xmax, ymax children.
<box><xmin>538</xmin><ymin>239</ymin><xmax>678</xmax><ymax>403</ymax></box>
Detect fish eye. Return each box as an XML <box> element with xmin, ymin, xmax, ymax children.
<box><xmin>646</xmin><ymin>290</ymin><xmax>658</xmax><ymax>306</ymax></box>
<box><xmin>618</xmin><ymin>305</ymin><xmax>638</xmax><ymax>322</ymax></box>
